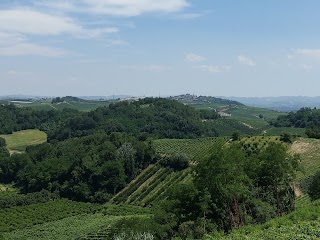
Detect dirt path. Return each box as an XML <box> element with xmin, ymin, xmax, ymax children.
<box><xmin>241</xmin><ymin>122</ymin><xmax>255</xmax><ymax>129</ymax></box>
<box><xmin>293</xmin><ymin>183</ymin><xmax>303</xmax><ymax>197</ymax></box>
<box><xmin>9</xmin><ymin>150</ymin><xmax>23</xmax><ymax>156</ymax></box>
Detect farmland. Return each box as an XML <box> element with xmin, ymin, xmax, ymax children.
<box><xmin>154</xmin><ymin>137</ymin><xmax>228</xmax><ymax>161</ymax></box>
<box><xmin>0</xmin><ymin>129</ymin><xmax>47</xmax><ymax>152</ymax></box>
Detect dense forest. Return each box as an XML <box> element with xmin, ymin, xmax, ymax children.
<box><xmin>0</xmin><ymin>98</ymin><xmax>222</xmax><ymax>141</ymax></box>
<box><xmin>271</xmin><ymin>107</ymin><xmax>320</xmax><ymax>138</ymax></box>
<box><xmin>0</xmin><ymin>133</ymin><xmax>156</xmax><ymax>202</ymax></box>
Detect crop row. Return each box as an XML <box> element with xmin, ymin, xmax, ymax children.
<box><xmin>0</xmin><ymin>199</ymin><xmax>101</xmax><ymax>232</ymax></box>
<box><xmin>130</xmin><ymin>168</ymin><xmax>173</xmax><ymax>206</ymax></box>
<box><xmin>111</xmin><ymin>164</ymin><xmax>160</xmax><ymax>204</ymax></box>
<box><xmin>154</xmin><ymin>137</ymin><xmax>228</xmax><ymax>161</ymax></box>
<box><xmin>125</xmin><ymin>167</ymin><xmax>169</xmax><ymax>205</ymax></box>
<box><xmin>143</xmin><ymin>169</ymin><xmax>191</xmax><ymax>206</ymax></box>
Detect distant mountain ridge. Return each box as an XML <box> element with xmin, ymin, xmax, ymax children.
<box><xmin>225</xmin><ymin>96</ymin><xmax>320</xmax><ymax>112</ymax></box>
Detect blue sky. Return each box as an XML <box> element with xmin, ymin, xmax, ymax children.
<box><xmin>1</xmin><ymin>0</ymin><xmax>320</xmax><ymax>97</ymax></box>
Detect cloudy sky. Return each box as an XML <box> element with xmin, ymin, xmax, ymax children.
<box><xmin>1</xmin><ymin>0</ymin><xmax>320</xmax><ymax>97</ymax></box>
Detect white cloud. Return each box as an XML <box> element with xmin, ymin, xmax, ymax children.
<box><xmin>0</xmin><ymin>9</ymin><xmax>118</xmax><ymax>38</ymax></box>
<box><xmin>185</xmin><ymin>53</ymin><xmax>205</xmax><ymax>62</ymax></box>
<box><xmin>238</xmin><ymin>55</ymin><xmax>256</xmax><ymax>66</ymax></box>
<box><xmin>0</xmin><ymin>9</ymin><xmax>118</xmax><ymax>57</ymax></box>
<box><xmin>0</xmin><ymin>9</ymin><xmax>80</xmax><ymax>35</ymax></box>
<box><xmin>36</xmin><ymin>0</ymin><xmax>189</xmax><ymax>17</ymax></box>
<box><xmin>193</xmin><ymin>65</ymin><xmax>231</xmax><ymax>73</ymax></box>
<box><xmin>295</xmin><ymin>49</ymin><xmax>320</xmax><ymax>58</ymax></box>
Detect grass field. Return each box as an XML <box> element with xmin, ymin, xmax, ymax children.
<box><xmin>265</xmin><ymin>127</ymin><xmax>307</xmax><ymax>137</ymax></box>
<box><xmin>0</xmin><ymin>129</ymin><xmax>47</xmax><ymax>152</ymax></box>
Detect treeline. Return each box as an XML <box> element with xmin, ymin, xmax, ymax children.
<box><xmin>0</xmin><ymin>98</ymin><xmax>221</xmax><ymax>141</ymax></box>
<box><xmin>271</xmin><ymin>107</ymin><xmax>320</xmax><ymax>138</ymax></box>
<box><xmin>46</xmin><ymin>98</ymin><xmax>221</xmax><ymax>142</ymax></box>
<box><xmin>0</xmin><ymin>133</ymin><xmax>156</xmax><ymax>203</ymax></box>
<box><xmin>0</xmin><ymin>104</ymin><xmax>77</xmax><ymax>134</ymax></box>
<box><xmin>0</xmin><ymin>190</ymin><xmax>60</xmax><ymax>209</ymax></box>
<box><xmin>51</xmin><ymin>96</ymin><xmax>84</xmax><ymax>103</ymax></box>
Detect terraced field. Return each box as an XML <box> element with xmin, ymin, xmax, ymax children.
<box><xmin>113</xmin><ymin>137</ymin><xmax>228</xmax><ymax>206</ymax></box>
<box><xmin>111</xmin><ymin>164</ymin><xmax>191</xmax><ymax>206</ymax></box>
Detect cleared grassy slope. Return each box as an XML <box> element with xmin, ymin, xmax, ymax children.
<box><xmin>208</xmin><ymin>200</ymin><xmax>320</xmax><ymax>240</ymax></box>
<box><xmin>0</xmin><ymin>129</ymin><xmax>47</xmax><ymax>152</ymax></box>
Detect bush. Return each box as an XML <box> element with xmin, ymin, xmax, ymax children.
<box><xmin>0</xmin><ymin>138</ymin><xmax>6</xmax><ymax>148</ymax></box>
<box><xmin>308</xmin><ymin>171</ymin><xmax>320</xmax><ymax>201</ymax></box>
<box><xmin>159</xmin><ymin>154</ymin><xmax>189</xmax><ymax>171</ymax></box>
<box><xmin>280</xmin><ymin>133</ymin><xmax>293</xmax><ymax>143</ymax></box>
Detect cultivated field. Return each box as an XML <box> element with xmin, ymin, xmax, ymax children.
<box><xmin>0</xmin><ymin>129</ymin><xmax>47</xmax><ymax>152</ymax></box>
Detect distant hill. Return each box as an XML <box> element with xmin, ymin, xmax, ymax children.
<box><xmin>169</xmin><ymin>94</ymin><xmax>244</xmax><ymax>107</ymax></box>
<box><xmin>79</xmin><ymin>95</ymin><xmax>132</xmax><ymax>100</ymax></box>
<box><xmin>225</xmin><ymin>96</ymin><xmax>320</xmax><ymax>112</ymax></box>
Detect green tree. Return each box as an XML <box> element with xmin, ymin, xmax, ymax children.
<box><xmin>308</xmin><ymin>170</ymin><xmax>320</xmax><ymax>201</ymax></box>
<box><xmin>0</xmin><ymin>137</ymin><xmax>6</xmax><ymax>148</ymax></box>
<box><xmin>194</xmin><ymin>145</ymin><xmax>250</xmax><ymax>230</ymax></box>
<box><xmin>257</xmin><ymin>143</ymin><xmax>299</xmax><ymax>215</ymax></box>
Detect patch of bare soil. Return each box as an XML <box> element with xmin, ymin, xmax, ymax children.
<box><xmin>293</xmin><ymin>183</ymin><xmax>303</xmax><ymax>197</ymax></box>
<box><xmin>290</xmin><ymin>140</ymin><xmax>310</xmax><ymax>154</ymax></box>
<box><xmin>9</xmin><ymin>150</ymin><xmax>22</xmax><ymax>156</ymax></box>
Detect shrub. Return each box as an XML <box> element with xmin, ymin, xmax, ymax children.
<box><xmin>308</xmin><ymin>171</ymin><xmax>320</xmax><ymax>201</ymax></box>
<box><xmin>160</xmin><ymin>154</ymin><xmax>189</xmax><ymax>171</ymax></box>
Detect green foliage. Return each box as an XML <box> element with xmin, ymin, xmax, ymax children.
<box><xmin>1</xmin><ymin>133</ymin><xmax>156</xmax><ymax>202</ymax></box>
<box><xmin>271</xmin><ymin>107</ymin><xmax>320</xmax><ymax>139</ymax></box>
<box><xmin>265</xmin><ymin>127</ymin><xmax>306</xmax><ymax>137</ymax></box>
<box><xmin>157</xmin><ymin>142</ymin><xmax>300</xmax><ymax>237</ymax></box>
<box><xmin>0</xmin><ymin>199</ymin><xmax>101</xmax><ymax>232</ymax></box>
<box><xmin>3</xmin><ymin>214</ymin><xmax>122</xmax><ymax>240</ymax></box>
<box><xmin>159</xmin><ymin>153</ymin><xmax>189</xmax><ymax>171</ymax></box>
<box><xmin>0</xmin><ymin>189</ymin><xmax>60</xmax><ymax>209</ymax></box>
<box><xmin>231</xmin><ymin>131</ymin><xmax>240</xmax><ymax>141</ymax></box>
<box><xmin>280</xmin><ymin>132</ymin><xmax>293</xmax><ymax>143</ymax></box>
<box><xmin>307</xmin><ymin>170</ymin><xmax>320</xmax><ymax>201</ymax></box>
<box><xmin>47</xmin><ymin>98</ymin><xmax>212</xmax><ymax>141</ymax></box>
<box><xmin>208</xmin><ymin>119</ymin><xmax>260</xmax><ymax>136</ymax></box>
<box><xmin>0</xmin><ymin>138</ymin><xmax>6</xmax><ymax>148</ymax></box>
<box><xmin>210</xmin><ymin>200</ymin><xmax>320</xmax><ymax>240</ymax></box>
<box><xmin>154</xmin><ymin>137</ymin><xmax>227</xmax><ymax>161</ymax></box>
